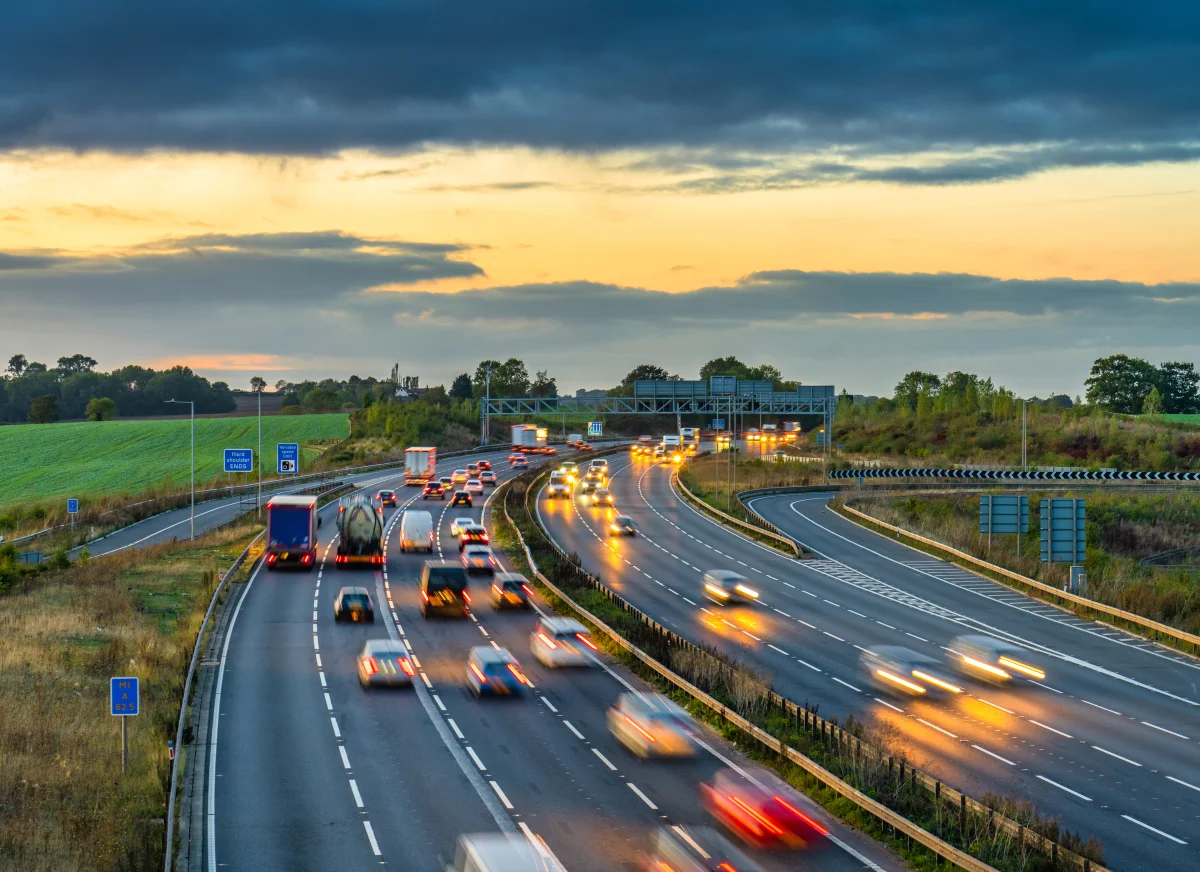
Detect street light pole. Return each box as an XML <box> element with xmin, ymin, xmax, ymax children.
<box><xmin>257</xmin><ymin>388</ymin><xmax>262</xmax><ymax>516</ymax></box>
<box><xmin>165</xmin><ymin>399</ymin><xmax>195</xmax><ymax>539</ymax></box>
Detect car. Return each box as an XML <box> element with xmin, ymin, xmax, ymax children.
<box><xmin>653</xmin><ymin>446</ymin><xmax>665</xmax><ymax>458</ymax></box>
<box><xmin>702</xmin><ymin>569</ymin><xmax>759</xmax><ymax>605</ymax></box>
<box><xmin>508</xmin><ymin>452</ymin><xmax>525</xmax><ymax>463</ymax></box>
<box><xmin>547</xmin><ymin>473</ymin><xmax>572</xmax><ymax>498</ymax></box>
<box><xmin>861</xmin><ymin>646</ymin><xmax>963</xmax><ymax>697</ymax></box>
<box><xmin>357</xmin><ymin>639</ymin><xmax>415</xmax><ymax>688</ymax></box>
<box><xmin>376</xmin><ymin>490</ymin><xmax>398</xmax><ymax>507</ymax></box>
<box><xmin>439</xmin><ymin>475</ymin><xmax>454</xmax><ymax>488</ymax></box>
<box><xmin>638</xmin><ymin>435</ymin><xmax>654</xmax><ymax>443</ymax></box>
<box><xmin>608</xmin><ymin>692</ymin><xmax>698</xmax><ymax>758</ymax></box>
<box><xmin>420</xmin><ymin>561</ymin><xmax>470</xmax><ymax>618</ymax></box>
<box><xmin>449</xmin><ymin>517</ymin><xmax>476</xmax><ymax>537</ymax></box>
<box><xmin>422</xmin><ymin>480</ymin><xmax>445</xmax><ymax>500</ymax></box>
<box><xmin>531</xmin><ymin>617</ymin><xmax>597</xmax><ymax>667</ymax></box>
<box><xmin>399</xmin><ymin>510</ymin><xmax>435</xmax><ymax>553</ymax></box>
<box><xmin>579</xmin><ymin>479</ymin><xmax>601</xmax><ymax>495</ymax></box>
<box><xmin>466</xmin><ymin>645</ymin><xmax>529</xmax><ymax>697</ymax></box>
<box><xmin>333</xmin><ymin>586</ymin><xmax>375</xmax><ymax>623</ymax></box>
<box><xmin>479</xmin><ymin>470</ymin><xmax>498</xmax><ymax>486</ymax></box>
<box><xmin>465</xmin><ymin>478</ymin><xmax>485</xmax><ymax>495</ymax></box>
<box><xmin>543</xmin><ymin>446</ymin><xmax>556</xmax><ymax>455</ymax></box>
<box><xmin>701</xmin><ymin>768</ymin><xmax>828</xmax><ymax>850</ymax></box>
<box><xmin>583</xmin><ymin>466</ymin><xmax>605</xmax><ymax>481</ymax></box>
<box><xmin>461</xmin><ymin>544</ymin><xmax>498</xmax><ymax>578</ymax></box>
<box><xmin>632</xmin><ymin>444</ymin><xmax>646</xmax><ymax>456</ymax></box>
<box><xmin>452</xmin><ymin>469</ymin><xmax>469</xmax><ymax>484</ymax></box>
<box><xmin>608</xmin><ymin>514</ymin><xmax>637</xmax><ymax>536</ymax></box>
<box><xmin>490</xmin><ymin>572</ymin><xmax>532</xmax><ymax>610</ymax></box>
<box><xmin>576</xmin><ymin>442</ymin><xmax>593</xmax><ymax>451</ymax></box>
<box><xmin>947</xmin><ymin>634</ymin><xmax>1046</xmax><ymax>684</ymax></box>
<box><xmin>642</xmin><ymin>826</ymin><xmax>764</xmax><ymax>872</ymax></box>
<box><xmin>458</xmin><ymin>523</ymin><xmax>489</xmax><ymax>550</ymax></box>
<box><xmin>588</xmin><ymin>488</ymin><xmax>614</xmax><ymax>507</ymax></box>
<box><xmin>512</xmin><ymin>458</ymin><xmax>528</xmax><ymax>469</ymax></box>
<box><xmin>590</xmin><ymin>459</ymin><xmax>609</xmax><ymax>471</ymax></box>
<box><xmin>557</xmin><ymin>461</ymin><xmax>579</xmax><ymax>480</ymax></box>
<box><xmin>477</xmin><ymin>460</ymin><xmax>492</xmax><ymax>470</ymax></box>
<box><xmin>450</xmin><ymin>490</ymin><xmax>473</xmax><ymax>507</ymax></box>
<box><xmin>447</xmin><ymin>834</ymin><xmax>565</xmax><ymax>872</ymax></box>
<box><xmin>466</xmin><ymin>463</ymin><xmax>481</xmax><ymax>476</ymax></box>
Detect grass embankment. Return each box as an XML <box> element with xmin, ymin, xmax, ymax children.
<box><xmin>846</xmin><ymin>491</ymin><xmax>1200</xmax><ymax>635</ymax></box>
<box><xmin>495</xmin><ymin>470</ymin><xmax>1101</xmax><ymax>872</ymax></box>
<box><xmin>0</xmin><ymin>522</ymin><xmax>263</xmax><ymax>872</ymax></box>
<box><xmin>0</xmin><ymin>414</ymin><xmax>347</xmax><ymax>533</ymax></box>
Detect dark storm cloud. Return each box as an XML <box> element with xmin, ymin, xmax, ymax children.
<box><xmin>0</xmin><ymin>251</ymin><xmax>59</xmax><ymax>270</ymax></box>
<box><xmin>1</xmin><ymin>2</ymin><xmax>1197</xmax><ymax>182</ymax></box>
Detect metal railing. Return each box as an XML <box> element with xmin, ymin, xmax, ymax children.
<box><xmin>672</xmin><ymin>470</ymin><xmax>801</xmax><ymax>556</ymax></box>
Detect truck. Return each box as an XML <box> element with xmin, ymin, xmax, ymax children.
<box><xmin>265</xmin><ymin>495</ymin><xmax>319</xmax><ymax>570</ymax></box>
<box><xmin>405</xmin><ymin>446</ymin><xmax>437</xmax><ymax>485</ymax></box>
<box><xmin>679</xmin><ymin>427</ymin><xmax>699</xmax><ymax>445</ymax></box>
<box><xmin>335</xmin><ymin>497</ymin><xmax>384</xmax><ymax>567</ymax></box>
<box><xmin>662</xmin><ymin>434</ymin><xmax>681</xmax><ymax>449</ymax></box>
<box><xmin>511</xmin><ymin>424</ymin><xmax>546</xmax><ymax>452</ymax></box>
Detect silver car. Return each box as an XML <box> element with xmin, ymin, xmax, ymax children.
<box><xmin>608</xmin><ymin>692</ymin><xmax>698</xmax><ymax>758</ymax></box>
<box><xmin>701</xmin><ymin>569</ymin><xmax>759</xmax><ymax>605</ymax></box>
<box><xmin>357</xmin><ymin>639</ymin><xmax>415</xmax><ymax>688</ymax></box>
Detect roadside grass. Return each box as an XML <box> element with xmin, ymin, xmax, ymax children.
<box><xmin>0</xmin><ymin>413</ymin><xmax>348</xmax><ymax>516</ymax></box>
<box><xmin>0</xmin><ymin>522</ymin><xmax>263</xmax><ymax>872</ymax></box>
<box><xmin>845</xmin><ymin>491</ymin><xmax>1200</xmax><ymax>635</ymax></box>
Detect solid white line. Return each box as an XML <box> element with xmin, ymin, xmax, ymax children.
<box><xmin>874</xmin><ymin>698</ymin><xmax>904</xmax><ymax>713</ymax></box>
<box><xmin>592</xmin><ymin>748</ymin><xmax>618</xmax><ymax>770</ymax></box>
<box><xmin>541</xmin><ymin>697</ymin><xmax>559</xmax><ymax>713</ymax></box>
<box><xmin>1092</xmin><ymin>745</ymin><xmax>1142</xmax><ymax>767</ymax></box>
<box><xmin>563</xmin><ymin>720</ymin><xmax>585</xmax><ymax>740</ymax></box>
<box><xmin>339</xmin><ymin>745</ymin><xmax>351</xmax><ymax>769</ymax></box>
<box><xmin>363</xmin><ymin>820</ymin><xmax>382</xmax><ymax>855</ymax></box>
<box><xmin>490</xmin><ymin>780</ymin><xmax>514</xmax><ymax>810</ymax></box>
<box><xmin>1029</xmin><ymin>719</ymin><xmax>1073</xmax><ymax>739</ymax></box>
<box><xmin>1081</xmin><ymin>699</ymin><xmax>1122</xmax><ymax>716</ymax></box>
<box><xmin>1166</xmin><ymin>775</ymin><xmax>1200</xmax><ymax>793</ymax></box>
<box><xmin>1120</xmin><ymin>815</ymin><xmax>1188</xmax><ymax>845</ymax></box>
<box><xmin>628</xmin><ymin>783</ymin><xmax>658</xmax><ymax>810</ymax></box>
<box><xmin>1036</xmin><ymin>775</ymin><xmax>1092</xmax><ymax>801</ymax></box>
<box><xmin>832</xmin><ymin>677</ymin><xmax>861</xmax><ymax>693</ymax></box>
<box><xmin>974</xmin><ymin>697</ymin><xmax>1014</xmax><ymax>715</ymax></box>
<box><xmin>324</xmin><ymin>692</ymin><xmax>333</xmax><ymax>711</ymax></box>
<box><xmin>1141</xmin><ymin>721</ymin><xmax>1190</xmax><ymax>740</ymax></box>
<box><xmin>972</xmin><ymin>744</ymin><xmax>1015</xmax><ymax>765</ymax></box>
<box><xmin>916</xmin><ymin>718</ymin><xmax>958</xmax><ymax>738</ymax></box>
<box><xmin>349</xmin><ymin>779</ymin><xmax>363</xmax><ymax>808</ymax></box>
<box><xmin>433</xmin><ymin>695</ymin><xmax>446</xmax><ymax>712</ymax></box>
<box><xmin>466</xmin><ymin>747</ymin><xmax>487</xmax><ymax>771</ymax></box>
<box><xmin>448</xmin><ymin>718</ymin><xmax>465</xmax><ymax>740</ymax></box>
<box><xmin>330</xmin><ymin>717</ymin><xmax>340</xmax><ymax>738</ymax></box>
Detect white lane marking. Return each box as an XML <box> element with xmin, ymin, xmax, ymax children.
<box><xmin>312</xmin><ymin>610</ymin><xmax>318</xmax><ymax>621</ymax></box>
<box><xmin>823</xmin><ymin>631</ymin><xmax>844</xmax><ymax>642</ymax></box>
<box><xmin>741</xmin><ymin>631</ymin><xmax>761</xmax><ymax>642</ymax></box>
<box><xmin>827</xmin><ymin>835</ymin><xmax>889</xmax><ymax>872</ymax></box>
<box><xmin>592</xmin><ymin>748</ymin><xmax>618</xmax><ymax>770</ymax></box>
<box><xmin>363</xmin><ymin>820</ymin><xmax>382</xmax><ymax>855</ymax></box>
<box><xmin>330</xmin><ymin>717</ymin><xmax>340</xmax><ymax>738</ymax></box>
<box><xmin>682</xmin><ymin>597</ymin><xmax>697</xmax><ymax>605</ymax></box>
<box><xmin>1141</xmin><ymin>721</ymin><xmax>1189</xmax><ymax>740</ymax></box>
<box><xmin>1036</xmin><ymin>775</ymin><xmax>1092</xmax><ymax>801</ymax></box>
<box><xmin>466</xmin><ymin>747</ymin><xmax>487</xmax><ymax>771</ymax></box>
<box><xmin>433</xmin><ymin>695</ymin><xmax>446</xmax><ymax>712</ymax></box>
<box><xmin>315</xmin><ymin>653</ymin><xmax>322</xmax><ymax>668</ymax></box>
<box><xmin>421</xmin><ymin>673</ymin><xmax>433</xmax><ymax>688</ymax></box>
<box><xmin>796</xmin><ymin>658</ymin><xmax>822</xmax><ymax>672</ymax></box>
<box><xmin>410</xmin><ymin>654</ymin><xmax>421</xmax><ymax>668</ymax></box>
<box><xmin>541</xmin><ymin>697</ymin><xmax>559</xmax><ymax>713</ymax></box>
<box><xmin>1120</xmin><ymin>815</ymin><xmax>1188</xmax><ymax>845</ymax></box>
<box><xmin>563</xmin><ymin>721</ymin><xmax>586</xmax><ymax>740</ymax></box>
<box><xmin>797</xmin><ymin>619</ymin><xmax>816</xmax><ymax>629</ymax></box>
<box><xmin>916</xmin><ymin>718</ymin><xmax>958</xmax><ymax>738</ymax></box>
<box><xmin>1091</xmin><ymin>745</ymin><xmax>1142</xmax><ymax>767</ymax></box>
<box><xmin>823</xmin><ymin>599</ymin><xmax>840</xmax><ymax>608</ymax></box>
<box><xmin>1029</xmin><ymin>719</ymin><xmax>1073</xmax><ymax>739</ymax></box>
<box><xmin>490</xmin><ymin>780</ymin><xmax>514</xmax><ymax>810</ymax></box>
<box><xmin>1081</xmin><ymin>699</ymin><xmax>1122</xmax><ymax>716</ymax></box>
<box><xmin>905</xmin><ymin>632</ymin><xmax>928</xmax><ymax>642</ymax></box>
<box><xmin>349</xmin><ymin>779</ymin><xmax>363</xmax><ymax>808</ymax></box>
<box><xmin>768</xmin><ymin>644</ymin><xmax>790</xmax><ymax>656</ymax></box>
<box><xmin>312</xmin><ymin>622</ymin><xmax>318</xmax><ymax>633</ymax></box>
<box><xmin>448</xmin><ymin>719</ymin><xmax>465</xmax><ymax>740</ymax></box>
<box><xmin>848</xmin><ymin>609</ymin><xmax>867</xmax><ymax>618</ymax></box>
<box><xmin>832</xmin><ymin>677</ymin><xmax>861</xmax><ymax>693</ymax></box>
<box><xmin>1166</xmin><ymin>775</ymin><xmax>1200</xmax><ymax>793</ymax></box>
<box><xmin>876</xmin><ymin>621</ymin><xmax>895</xmax><ymax>629</ymax></box>
<box><xmin>324</xmin><ymin>692</ymin><xmax>333</xmax><ymax>711</ymax></box>
<box><xmin>972</xmin><ymin>745</ymin><xmax>1015</xmax><ymax>765</ymax></box>
<box><xmin>628</xmin><ymin>783</ymin><xmax>658</xmax><ymax>810</ymax></box>
<box><xmin>874</xmin><ymin>698</ymin><xmax>904</xmax><ymax>713</ymax></box>
<box><xmin>773</xmin><ymin>608</ymin><xmax>792</xmax><ymax>617</ymax></box>
<box><xmin>319</xmin><ymin>671</ymin><xmax>327</xmax><ymax>688</ymax></box>
<box><xmin>339</xmin><ymin>745</ymin><xmax>351</xmax><ymax>769</ymax></box>
<box><xmin>312</xmin><ymin>635</ymin><xmax>319</xmax><ymax>650</ymax></box>
<box><xmin>974</xmin><ymin>698</ymin><xmax>1014</xmax><ymax>715</ymax></box>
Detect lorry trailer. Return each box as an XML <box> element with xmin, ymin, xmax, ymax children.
<box><xmin>405</xmin><ymin>446</ymin><xmax>437</xmax><ymax>485</ymax></box>
<box><xmin>335</xmin><ymin>497</ymin><xmax>385</xmax><ymax>566</ymax></box>
<box><xmin>265</xmin><ymin>495</ymin><xmax>319</xmax><ymax>570</ymax></box>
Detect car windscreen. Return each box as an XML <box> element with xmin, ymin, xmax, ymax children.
<box><xmin>425</xmin><ymin>568</ymin><xmax>468</xmax><ymax>592</ymax></box>
<box><xmin>501</xmin><ymin>580</ymin><xmax>524</xmax><ymax>592</ymax></box>
<box><xmin>268</xmin><ymin>507</ymin><xmax>311</xmax><ymax>547</ymax></box>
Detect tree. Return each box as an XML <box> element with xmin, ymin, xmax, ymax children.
<box><xmin>449</xmin><ymin>373</ymin><xmax>473</xmax><ymax>400</ymax></box>
<box><xmin>1156</xmin><ymin>361</ymin><xmax>1200</xmax><ymax>414</ymax></box>
<box><xmin>472</xmin><ymin>358</ymin><xmax>529</xmax><ymax>397</ymax></box>
<box><xmin>529</xmin><ymin>369</ymin><xmax>558</xmax><ymax>398</ymax></box>
<box><xmin>274</xmin><ymin>379</ymin><xmax>289</xmax><ymax>391</ymax></box>
<box><xmin>85</xmin><ymin>397</ymin><xmax>117</xmax><ymax>421</ymax></box>
<box><xmin>24</xmin><ymin>361</ymin><xmax>48</xmax><ymax>375</ymax></box>
<box><xmin>699</xmin><ymin>356</ymin><xmax>751</xmax><ymax>381</ymax></box>
<box><xmin>1084</xmin><ymin>354</ymin><xmax>1159</xmax><ymax>413</ymax></box>
<box><xmin>250</xmin><ymin>376</ymin><xmax>267</xmax><ymax>392</ymax></box>
<box><xmin>893</xmin><ymin>371</ymin><xmax>942</xmax><ymax>410</ymax></box>
<box><xmin>1142</xmin><ymin>386</ymin><xmax>1164</xmax><ymax>415</ymax></box>
<box><xmin>56</xmin><ymin>354</ymin><xmax>98</xmax><ymax>374</ymax></box>
<box><xmin>6</xmin><ymin>354</ymin><xmax>27</xmax><ymax>377</ymax></box>
<box><xmin>28</xmin><ymin>394</ymin><xmax>59</xmax><ymax>424</ymax></box>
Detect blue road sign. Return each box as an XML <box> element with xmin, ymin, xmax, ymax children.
<box><xmin>979</xmin><ymin>495</ymin><xmax>1029</xmax><ymax>535</ymax></box>
<box><xmin>224</xmin><ymin>448</ymin><xmax>254</xmax><ymax>473</ymax></box>
<box><xmin>277</xmin><ymin>442</ymin><xmax>300</xmax><ymax>474</ymax></box>
<box><xmin>587</xmin><ymin>421</ymin><xmax>603</xmax><ymax>437</ymax></box>
<box><xmin>67</xmin><ymin>498</ymin><xmax>79</xmax><ymax>514</ymax></box>
<box><xmin>712</xmin><ymin>418</ymin><xmax>726</xmax><ymax>429</ymax></box>
<box><xmin>1040</xmin><ymin>498</ymin><xmax>1086</xmax><ymax>563</ymax></box>
<box><xmin>110</xmin><ymin>677</ymin><xmax>139</xmax><ymax>716</ymax></box>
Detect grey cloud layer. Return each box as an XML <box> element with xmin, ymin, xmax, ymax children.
<box><xmin>1</xmin><ymin>2</ymin><xmax>1198</xmax><ymax>183</ymax></box>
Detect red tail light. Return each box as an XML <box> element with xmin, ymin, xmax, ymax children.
<box><xmin>399</xmin><ymin>658</ymin><xmax>415</xmax><ymax>676</ymax></box>
<box><xmin>576</xmin><ymin>633</ymin><xmax>598</xmax><ymax>651</ymax></box>
<box><xmin>362</xmin><ymin>657</ymin><xmax>378</xmax><ymax>675</ymax></box>
<box><xmin>301</xmin><ymin>554</ymin><xmax>312</xmax><ymax>564</ymax></box>
<box><xmin>462</xmin><ymin>591</ymin><xmax>471</xmax><ymax>604</ymax></box>
<box><xmin>267</xmin><ymin>553</ymin><xmax>277</xmax><ymax>564</ymax></box>
<box><xmin>522</xmin><ymin>584</ymin><xmax>533</xmax><ymax>595</ymax></box>
<box><xmin>420</xmin><ymin>590</ymin><xmax>429</xmax><ymax>602</ymax></box>
<box><xmin>773</xmin><ymin>796</ymin><xmax>829</xmax><ymax>835</ymax></box>
<box><xmin>481</xmin><ymin>533</ymin><xmax>489</xmax><ymax>542</ymax></box>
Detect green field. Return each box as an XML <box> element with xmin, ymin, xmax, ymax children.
<box><xmin>0</xmin><ymin>414</ymin><xmax>349</xmax><ymax>508</ymax></box>
<box><xmin>1156</xmin><ymin>414</ymin><xmax>1200</xmax><ymax>425</ymax></box>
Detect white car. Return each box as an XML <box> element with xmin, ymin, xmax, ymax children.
<box><xmin>449</xmin><ymin>517</ymin><xmax>476</xmax><ymax>537</ymax></box>
<box><xmin>465</xmin><ymin>478</ymin><xmax>485</xmax><ymax>495</ymax></box>
<box><xmin>531</xmin><ymin>617</ymin><xmax>597</xmax><ymax>668</ymax></box>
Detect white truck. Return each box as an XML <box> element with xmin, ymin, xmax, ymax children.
<box><xmin>662</xmin><ymin>434</ymin><xmax>681</xmax><ymax>449</ymax></box>
<box><xmin>404</xmin><ymin>446</ymin><xmax>437</xmax><ymax>485</ymax></box>
<box><xmin>511</xmin><ymin>424</ymin><xmax>546</xmax><ymax>452</ymax></box>
<box><xmin>679</xmin><ymin>427</ymin><xmax>699</xmax><ymax>445</ymax></box>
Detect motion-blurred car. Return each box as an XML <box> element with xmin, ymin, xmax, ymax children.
<box><xmin>458</xmin><ymin>523</ymin><xmax>489</xmax><ymax>550</ymax></box>
<box><xmin>490</xmin><ymin>572</ymin><xmax>532</xmax><ymax>610</ymax></box>
<box><xmin>422</xmin><ymin>480</ymin><xmax>446</xmax><ymax>500</ymax></box>
<box><xmin>477</xmin><ymin>460</ymin><xmax>492</xmax><ymax>470</ymax></box>
<box><xmin>608</xmin><ymin>514</ymin><xmax>637</xmax><ymax>536</ymax></box>
<box><xmin>357</xmin><ymin>639</ymin><xmax>415</xmax><ymax>688</ymax></box>
<box><xmin>466</xmin><ymin>462</ymin><xmax>481</xmax><ymax>476</ymax></box>
<box><xmin>466</xmin><ymin>645</ymin><xmax>529</xmax><ymax>697</ymax></box>
<box><xmin>447</xmin><ymin>834</ymin><xmax>566</xmax><ymax>872</ymax></box>
<box><xmin>531</xmin><ymin>617</ymin><xmax>597</xmax><ymax>667</ymax></box>
<box><xmin>375</xmin><ymin>490</ymin><xmax>398</xmax><ymax>507</ymax></box>
<box><xmin>588</xmin><ymin>488</ymin><xmax>614</xmax><ymax>507</ymax></box>
<box><xmin>608</xmin><ymin>692</ymin><xmax>698</xmax><ymax>758</ymax></box>
<box><xmin>461</xmin><ymin>544</ymin><xmax>498</xmax><ymax>578</ymax></box>
<box><xmin>450</xmin><ymin>490</ymin><xmax>473</xmax><ymax>507</ymax></box>
<box><xmin>439</xmin><ymin>475</ymin><xmax>454</xmax><ymax>489</ymax></box>
<box><xmin>557</xmin><ymin>461</ymin><xmax>579</xmax><ymax>480</ymax></box>
<box><xmin>420</xmin><ymin>561</ymin><xmax>470</xmax><ymax>618</ymax></box>
<box><xmin>465</xmin><ymin>478</ymin><xmax>484</xmax><ymax>495</ymax></box>
<box><xmin>640</xmin><ymin>826</ymin><xmax>763</xmax><ymax>872</ymax></box>
<box><xmin>700</xmin><ymin>768</ymin><xmax>829</xmax><ymax>850</ymax></box>
<box><xmin>653</xmin><ymin>446</ymin><xmax>666</xmax><ymax>459</ymax></box>
<box><xmin>452</xmin><ymin>469</ymin><xmax>469</xmax><ymax>483</ymax></box>
<box><xmin>479</xmin><ymin>470</ymin><xmax>498</xmax><ymax>486</ymax></box>
<box><xmin>508</xmin><ymin>452</ymin><xmax>525</xmax><ymax>463</ymax></box>
<box><xmin>861</xmin><ymin>646</ymin><xmax>963</xmax><ymax>697</ymax></box>
<box><xmin>333</xmin><ymin>586</ymin><xmax>375</xmax><ymax>623</ymax></box>
<box><xmin>702</xmin><ymin>570</ymin><xmax>759</xmax><ymax>606</ymax></box>
<box><xmin>638</xmin><ymin>435</ymin><xmax>654</xmax><ymax>443</ymax></box>
<box><xmin>449</xmin><ymin>517</ymin><xmax>476</xmax><ymax>537</ymax></box>
<box><xmin>590</xmin><ymin>459</ymin><xmax>609</xmax><ymax>472</ymax></box>
<box><xmin>579</xmin><ymin>478</ymin><xmax>601</xmax><ymax>495</ymax></box>
<box><xmin>948</xmin><ymin>634</ymin><xmax>1046</xmax><ymax>684</ymax></box>
<box><xmin>511</xmin><ymin>456</ymin><xmax>528</xmax><ymax>469</ymax></box>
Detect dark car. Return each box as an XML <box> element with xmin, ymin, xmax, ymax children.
<box><xmin>466</xmin><ymin>646</ymin><xmax>529</xmax><ymax>697</ymax></box>
<box><xmin>423</xmin><ymin>480</ymin><xmax>446</xmax><ymax>500</ymax></box>
<box><xmin>489</xmin><ymin>573</ymin><xmax>532</xmax><ymax>610</ymax></box>
<box><xmin>477</xmin><ymin>460</ymin><xmax>492</xmax><ymax>470</ymax></box>
<box><xmin>376</xmin><ymin>490</ymin><xmax>398</xmax><ymax>507</ymax></box>
<box><xmin>458</xmin><ymin>523</ymin><xmax>489</xmax><ymax>550</ymax></box>
<box><xmin>608</xmin><ymin>515</ymin><xmax>637</xmax><ymax>536</ymax></box>
<box><xmin>420</xmin><ymin>562</ymin><xmax>470</xmax><ymax>618</ymax></box>
<box><xmin>334</xmin><ymin>587</ymin><xmax>375</xmax><ymax>623</ymax></box>
<box><xmin>450</xmin><ymin>490</ymin><xmax>473</xmax><ymax>507</ymax></box>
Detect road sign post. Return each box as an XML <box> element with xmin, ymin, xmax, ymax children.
<box><xmin>712</xmin><ymin>418</ymin><xmax>725</xmax><ymax>430</ymax></box>
<box><xmin>979</xmin><ymin>495</ymin><xmax>1029</xmax><ymax>554</ymax></box>
<box><xmin>110</xmin><ymin>676</ymin><xmax>139</xmax><ymax>773</ymax></box>
<box><xmin>223</xmin><ymin>448</ymin><xmax>254</xmax><ymax>474</ymax></box>
<box><xmin>587</xmin><ymin>421</ymin><xmax>603</xmax><ymax>438</ymax></box>
<box><xmin>1040</xmin><ymin>498</ymin><xmax>1086</xmax><ymax>564</ymax></box>
<box><xmin>277</xmin><ymin>443</ymin><xmax>300</xmax><ymax>474</ymax></box>
<box><xmin>67</xmin><ymin>498</ymin><xmax>79</xmax><ymax>531</ymax></box>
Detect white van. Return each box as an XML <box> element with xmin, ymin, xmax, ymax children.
<box><xmin>399</xmin><ymin>509</ymin><xmax>435</xmax><ymax>553</ymax></box>
<box><xmin>589</xmin><ymin>458</ymin><xmax>609</xmax><ymax>471</ymax></box>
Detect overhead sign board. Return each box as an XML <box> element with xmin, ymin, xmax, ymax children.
<box><xmin>979</xmin><ymin>495</ymin><xmax>1028</xmax><ymax>535</ymax></box>
<box><xmin>709</xmin><ymin>375</ymin><xmax>737</xmax><ymax>395</ymax></box>
<box><xmin>110</xmin><ymin>677</ymin><xmax>139</xmax><ymax>716</ymax></box>
<box><xmin>277</xmin><ymin>442</ymin><xmax>299</xmax><ymax>474</ymax></box>
<box><xmin>587</xmin><ymin>421</ymin><xmax>603</xmax><ymax>437</ymax></box>
<box><xmin>712</xmin><ymin>418</ymin><xmax>725</xmax><ymax>429</ymax></box>
<box><xmin>67</xmin><ymin>498</ymin><xmax>79</xmax><ymax>514</ymax></box>
<box><xmin>223</xmin><ymin>448</ymin><xmax>254</xmax><ymax>473</ymax></box>
<box><xmin>1040</xmin><ymin>498</ymin><xmax>1086</xmax><ymax>563</ymax></box>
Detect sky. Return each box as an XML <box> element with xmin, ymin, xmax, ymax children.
<box><xmin>1</xmin><ymin>2</ymin><xmax>1198</xmax><ymax>397</ymax></box>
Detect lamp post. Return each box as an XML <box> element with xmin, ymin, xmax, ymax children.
<box><xmin>165</xmin><ymin>399</ymin><xmax>195</xmax><ymax>539</ymax></box>
<box><xmin>257</xmin><ymin>388</ymin><xmax>262</xmax><ymax>516</ymax></box>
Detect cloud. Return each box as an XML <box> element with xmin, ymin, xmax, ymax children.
<box><xmin>0</xmin><ymin>3</ymin><xmax>1197</xmax><ymax>183</ymax></box>
<box><xmin>0</xmin><ymin>251</ymin><xmax>59</xmax><ymax>270</ymax></box>
<box><xmin>47</xmin><ymin>203</ymin><xmax>151</xmax><ymax>222</ymax></box>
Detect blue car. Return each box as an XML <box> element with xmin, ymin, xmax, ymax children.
<box><xmin>466</xmin><ymin>646</ymin><xmax>529</xmax><ymax>697</ymax></box>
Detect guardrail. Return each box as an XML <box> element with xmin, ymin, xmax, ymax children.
<box><xmin>672</xmin><ymin>470</ymin><xmax>801</xmax><ymax>557</ymax></box>
<box><xmin>506</xmin><ymin>467</ymin><xmax>1107</xmax><ymax>872</ymax></box>
<box><xmin>840</xmin><ymin>501</ymin><xmax>1200</xmax><ymax>656</ymax></box>
<box><xmin>830</xmin><ymin>467</ymin><xmax>1200</xmax><ymax>482</ymax></box>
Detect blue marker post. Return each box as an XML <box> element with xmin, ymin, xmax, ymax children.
<box><xmin>67</xmin><ymin>498</ymin><xmax>79</xmax><ymax>533</ymax></box>
<box><xmin>111</xmin><ymin>676</ymin><xmax>139</xmax><ymax>773</ymax></box>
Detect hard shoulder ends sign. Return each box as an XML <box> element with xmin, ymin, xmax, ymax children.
<box><xmin>223</xmin><ymin>448</ymin><xmax>253</xmax><ymax>473</ymax></box>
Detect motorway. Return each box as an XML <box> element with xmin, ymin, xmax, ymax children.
<box><xmin>204</xmin><ymin>447</ymin><xmax>902</xmax><ymax>872</ymax></box>
<box><xmin>537</xmin><ymin>449</ymin><xmax>1200</xmax><ymax>872</ymax></box>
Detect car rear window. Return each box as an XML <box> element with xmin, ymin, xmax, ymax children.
<box><xmin>342</xmin><ymin>594</ymin><xmax>370</xmax><ymax>608</ymax></box>
<box><xmin>425</xmin><ymin>567</ymin><xmax>468</xmax><ymax>592</ymax></box>
<box><xmin>502</xmin><ymin>580</ymin><xmax>524</xmax><ymax>592</ymax></box>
